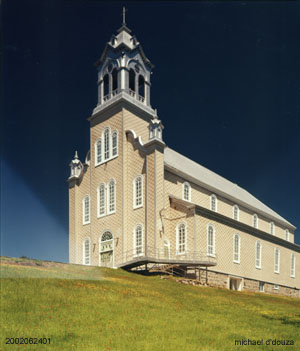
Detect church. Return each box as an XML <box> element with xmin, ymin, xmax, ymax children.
<box><xmin>68</xmin><ymin>14</ymin><xmax>299</xmax><ymax>297</ymax></box>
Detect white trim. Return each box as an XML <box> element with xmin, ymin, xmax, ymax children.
<box><xmin>97</xmin><ymin>183</ymin><xmax>106</xmax><ymax>218</ymax></box>
<box><xmin>270</xmin><ymin>221</ymin><xmax>275</xmax><ymax>236</ymax></box>
<box><xmin>133</xmin><ymin>224</ymin><xmax>144</xmax><ymax>257</ymax></box>
<box><xmin>210</xmin><ymin>194</ymin><xmax>218</xmax><ymax>212</ymax></box>
<box><xmin>274</xmin><ymin>284</ymin><xmax>279</xmax><ymax>290</ymax></box>
<box><xmin>94</xmin><ymin>126</ymin><xmax>119</xmax><ymax>167</ymax></box>
<box><xmin>99</xmin><ymin>230</ymin><xmax>114</xmax><ymax>267</ymax></box>
<box><xmin>274</xmin><ymin>247</ymin><xmax>280</xmax><ymax>274</ymax></box>
<box><xmin>176</xmin><ymin>221</ymin><xmax>187</xmax><ymax>255</ymax></box>
<box><xmin>233</xmin><ymin>233</ymin><xmax>240</xmax><ymax>264</ymax></box>
<box><xmin>285</xmin><ymin>229</ymin><xmax>290</xmax><ymax>241</ymax></box>
<box><xmin>82</xmin><ymin>195</ymin><xmax>90</xmax><ymax>225</ymax></box>
<box><xmin>107</xmin><ymin>179</ymin><xmax>117</xmax><ymax>215</ymax></box>
<box><xmin>207</xmin><ymin>224</ymin><xmax>216</xmax><ymax>257</ymax></box>
<box><xmin>253</xmin><ymin>213</ymin><xmax>258</xmax><ymax>228</ymax></box>
<box><xmin>82</xmin><ymin>237</ymin><xmax>91</xmax><ymax>265</ymax></box>
<box><xmin>182</xmin><ymin>182</ymin><xmax>191</xmax><ymax>202</ymax></box>
<box><xmin>255</xmin><ymin>240</ymin><xmax>262</xmax><ymax>269</ymax></box>
<box><xmin>233</xmin><ymin>204</ymin><xmax>239</xmax><ymax>221</ymax></box>
<box><xmin>133</xmin><ymin>175</ymin><xmax>143</xmax><ymax>209</ymax></box>
<box><xmin>290</xmin><ymin>253</ymin><xmax>296</xmax><ymax>278</ymax></box>
<box><xmin>112</xmin><ymin>129</ymin><xmax>118</xmax><ymax>157</ymax></box>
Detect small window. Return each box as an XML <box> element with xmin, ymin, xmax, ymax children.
<box><xmin>104</xmin><ymin>128</ymin><xmax>110</xmax><ymax>160</ymax></box>
<box><xmin>98</xmin><ymin>184</ymin><xmax>106</xmax><ymax>217</ymax></box>
<box><xmin>291</xmin><ymin>254</ymin><xmax>296</xmax><ymax>278</ymax></box>
<box><xmin>207</xmin><ymin>225</ymin><xmax>215</xmax><ymax>256</ymax></box>
<box><xmin>259</xmin><ymin>281</ymin><xmax>264</xmax><ymax>292</ymax></box>
<box><xmin>255</xmin><ymin>241</ymin><xmax>262</xmax><ymax>269</ymax></box>
<box><xmin>233</xmin><ymin>234</ymin><xmax>240</xmax><ymax>263</ymax></box>
<box><xmin>134</xmin><ymin>225</ymin><xmax>143</xmax><ymax>256</ymax></box>
<box><xmin>274</xmin><ymin>248</ymin><xmax>280</xmax><ymax>274</ymax></box>
<box><xmin>176</xmin><ymin>223</ymin><xmax>186</xmax><ymax>254</ymax></box>
<box><xmin>210</xmin><ymin>194</ymin><xmax>217</xmax><ymax>212</ymax></box>
<box><xmin>270</xmin><ymin>222</ymin><xmax>275</xmax><ymax>235</ymax></box>
<box><xmin>253</xmin><ymin>214</ymin><xmax>258</xmax><ymax>228</ymax></box>
<box><xmin>112</xmin><ymin>130</ymin><xmax>118</xmax><ymax>157</ymax></box>
<box><xmin>83</xmin><ymin>238</ymin><xmax>91</xmax><ymax>265</ymax></box>
<box><xmin>183</xmin><ymin>182</ymin><xmax>191</xmax><ymax>202</ymax></box>
<box><xmin>96</xmin><ymin>139</ymin><xmax>102</xmax><ymax>165</ymax></box>
<box><xmin>133</xmin><ymin>175</ymin><xmax>143</xmax><ymax>209</ymax></box>
<box><xmin>285</xmin><ymin>229</ymin><xmax>289</xmax><ymax>241</ymax></box>
<box><xmin>233</xmin><ymin>205</ymin><xmax>239</xmax><ymax>221</ymax></box>
<box><xmin>108</xmin><ymin>180</ymin><xmax>116</xmax><ymax>214</ymax></box>
<box><xmin>274</xmin><ymin>284</ymin><xmax>279</xmax><ymax>290</ymax></box>
<box><xmin>83</xmin><ymin>195</ymin><xmax>90</xmax><ymax>224</ymax></box>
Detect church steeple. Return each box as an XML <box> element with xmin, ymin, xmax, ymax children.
<box><xmin>93</xmin><ymin>9</ymin><xmax>154</xmax><ymax>114</ymax></box>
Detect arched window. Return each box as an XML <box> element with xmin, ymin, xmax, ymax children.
<box><xmin>83</xmin><ymin>238</ymin><xmax>91</xmax><ymax>265</ymax></box>
<box><xmin>138</xmin><ymin>75</ymin><xmax>145</xmax><ymax>98</ymax></box>
<box><xmin>112</xmin><ymin>68</ymin><xmax>118</xmax><ymax>92</ymax></box>
<box><xmin>96</xmin><ymin>139</ymin><xmax>102</xmax><ymax>165</ymax></box>
<box><xmin>253</xmin><ymin>214</ymin><xmax>258</xmax><ymax>228</ymax></box>
<box><xmin>255</xmin><ymin>241</ymin><xmax>262</xmax><ymax>269</ymax></box>
<box><xmin>112</xmin><ymin>130</ymin><xmax>118</xmax><ymax>157</ymax></box>
<box><xmin>108</xmin><ymin>180</ymin><xmax>116</xmax><ymax>214</ymax></box>
<box><xmin>274</xmin><ymin>248</ymin><xmax>280</xmax><ymax>273</ymax></box>
<box><xmin>233</xmin><ymin>234</ymin><xmax>240</xmax><ymax>263</ymax></box>
<box><xmin>133</xmin><ymin>175</ymin><xmax>143</xmax><ymax>209</ymax></box>
<box><xmin>134</xmin><ymin>225</ymin><xmax>143</xmax><ymax>256</ymax></box>
<box><xmin>103</xmin><ymin>74</ymin><xmax>109</xmax><ymax>97</ymax></box>
<box><xmin>98</xmin><ymin>183</ymin><xmax>106</xmax><ymax>217</ymax></box>
<box><xmin>83</xmin><ymin>195</ymin><xmax>90</xmax><ymax>224</ymax></box>
<box><xmin>210</xmin><ymin>194</ymin><xmax>217</xmax><ymax>212</ymax></box>
<box><xmin>233</xmin><ymin>205</ymin><xmax>239</xmax><ymax>221</ymax></box>
<box><xmin>129</xmin><ymin>69</ymin><xmax>135</xmax><ymax>93</ymax></box>
<box><xmin>285</xmin><ymin>229</ymin><xmax>289</xmax><ymax>241</ymax></box>
<box><xmin>291</xmin><ymin>254</ymin><xmax>296</xmax><ymax>278</ymax></box>
<box><xmin>176</xmin><ymin>223</ymin><xmax>186</xmax><ymax>254</ymax></box>
<box><xmin>270</xmin><ymin>222</ymin><xmax>275</xmax><ymax>235</ymax></box>
<box><xmin>183</xmin><ymin>182</ymin><xmax>191</xmax><ymax>202</ymax></box>
<box><xmin>104</xmin><ymin>128</ymin><xmax>110</xmax><ymax>160</ymax></box>
<box><xmin>207</xmin><ymin>225</ymin><xmax>215</xmax><ymax>256</ymax></box>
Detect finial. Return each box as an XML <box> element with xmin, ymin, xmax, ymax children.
<box><xmin>74</xmin><ymin>150</ymin><xmax>78</xmax><ymax>159</ymax></box>
<box><xmin>122</xmin><ymin>6</ymin><xmax>127</xmax><ymax>26</ymax></box>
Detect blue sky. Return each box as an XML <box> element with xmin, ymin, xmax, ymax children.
<box><xmin>1</xmin><ymin>0</ymin><xmax>300</xmax><ymax>262</ymax></box>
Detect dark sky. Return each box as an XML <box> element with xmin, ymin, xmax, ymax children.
<box><xmin>1</xmin><ymin>0</ymin><xmax>300</xmax><ymax>262</ymax></box>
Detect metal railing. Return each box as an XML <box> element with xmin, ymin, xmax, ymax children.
<box><xmin>123</xmin><ymin>246</ymin><xmax>217</xmax><ymax>265</ymax></box>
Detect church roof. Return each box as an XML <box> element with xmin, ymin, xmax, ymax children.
<box><xmin>164</xmin><ymin>147</ymin><xmax>295</xmax><ymax>230</ymax></box>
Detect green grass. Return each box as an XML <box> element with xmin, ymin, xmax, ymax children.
<box><xmin>1</xmin><ymin>256</ymin><xmax>299</xmax><ymax>351</ymax></box>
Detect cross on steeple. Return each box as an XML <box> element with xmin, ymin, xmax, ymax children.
<box><xmin>122</xmin><ymin>6</ymin><xmax>127</xmax><ymax>25</ymax></box>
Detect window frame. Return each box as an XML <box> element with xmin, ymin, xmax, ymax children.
<box><xmin>253</xmin><ymin>214</ymin><xmax>258</xmax><ymax>228</ymax></box>
<box><xmin>133</xmin><ymin>175</ymin><xmax>143</xmax><ymax>209</ymax></box>
<box><xmin>97</xmin><ymin>183</ymin><xmax>106</xmax><ymax>218</ymax></box>
<box><xmin>95</xmin><ymin>127</ymin><xmax>118</xmax><ymax>167</ymax></box>
<box><xmin>233</xmin><ymin>205</ymin><xmax>239</xmax><ymax>221</ymax></box>
<box><xmin>133</xmin><ymin>224</ymin><xmax>144</xmax><ymax>257</ymax></box>
<box><xmin>112</xmin><ymin>130</ymin><xmax>118</xmax><ymax>157</ymax></box>
<box><xmin>210</xmin><ymin>194</ymin><xmax>217</xmax><ymax>212</ymax></box>
<box><xmin>290</xmin><ymin>253</ymin><xmax>296</xmax><ymax>278</ymax></box>
<box><xmin>182</xmin><ymin>182</ymin><xmax>191</xmax><ymax>202</ymax></box>
<box><xmin>83</xmin><ymin>237</ymin><xmax>91</xmax><ymax>265</ymax></box>
<box><xmin>82</xmin><ymin>195</ymin><xmax>90</xmax><ymax>225</ymax></box>
<box><xmin>285</xmin><ymin>229</ymin><xmax>290</xmax><ymax>241</ymax></box>
<box><xmin>233</xmin><ymin>234</ymin><xmax>240</xmax><ymax>264</ymax></box>
<box><xmin>274</xmin><ymin>248</ymin><xmax>280</xmax><ymax>274</ymax></box>
<box><xmin>270</xmin><ymin>221</ymin><xmax>275</xmax><ymax>236</ymax></box>
<box><xmin>259</xmin><ymin>281</ymin><xmax>264</xmax><ymax>292</ymax></box>
<box><xmin>107</xmin><ymin>179</ymin><xmax>116</xmax><ymax>215</ymax></box>
<box><xmin>176</xmin><ymin>222</ymin><xmax>187</xmax><ymax>255</ymax></box>
<box><xmin>207</xmin><ymin>224</ymin><xmax>216</xmax><ymax>257</ymax></box>
<box><xmin>255</xmin><ymin>240</ymin><xmax>262</xmax><ymax>269</ymax></box>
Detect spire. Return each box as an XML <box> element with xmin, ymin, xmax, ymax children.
<box><xmin>122</xmin><ymin>6</ymin><xmax>127</xmax><ymax>26</ymax></box>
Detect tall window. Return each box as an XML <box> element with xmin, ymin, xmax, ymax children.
<box><xmin>138</xmin><ymin>75</ymin><xmax>145</xmax><ymax>98</ymax></box>
<box><xmin>103</xmin><ymin>74</ymin><xmax>109</xmax><ymax>97</ymax></box>
<box><xmin>83</xmin><ymin>195</ymin><xmax>90</xmax><ymax>224</ymax></box>
<box><xmin>112</xmin><ymin>131</ymin><xmax>118</xmax><ymax>157</ymax></box>
<box><xmin>134</xmin><ymin>225</ymin><xmax>143</xmax><ymax>256</ymax></box>
<box><xmin>210</xmin><ymin>194</ymin><xmax>217</xmax><ymax>212</ymax></box>
<box><xmin>176</xmin><ymin>223</ymin><xmax>186</xmax><ymax>254</ymax></box>
<box><xmin>233</xmin><ymin>234</ymin><xmax>240</xmax><ymax>263</ymax></box>
<box><xmin>253</xmin><ymin>214</ymin><xmax>258</xmax><ymax>228</ymax></box>
<box><xmin>108</xmin><ymin>180</ymin><xmax>116</xmax><ymax>214</ymax></box>
<box><xmin>270</xmin><ymin>222</ymin><xmax>275</xmax><ymax>235</ymax></box>
<box><xmin>290</xmin><ymin>254</ymin><xmax>296</xmax><ymax>278</ymax></box>
<box><xmin>255</xmin><ymin>241</ymin><xmax>262</xmax><ymax>269</ymax></box>
<box><xmin>274</xmin><ymin>248</ymin><xmax>280</xmax><ymax>274</ymax></box>
<box><xmin>207</xmin><ymin>225</ymin><xmax>215</xmax><ymax>256</ymax></box>
<box><xmin>96</xmin><ymin>139</ymin><xmax>102</xmax><ymax>165</ymax></box>
<box><xmin>285</xmin><ymin>229</ymin><xmax>289</xmax><ymax>241</ymax></box>
<box><xmin>133</xmin><ymin>175</ymin><xmax>143</xmax><ymax>208</ymax></box>
<box><xmin>98</xmin><ymin>183</ymin><xmax>106</xmax><ymax>217</ymax></box>
<box><xmin>233</xmin><ymin>205</ymin><xmax>239</xmax><ymax>221</ymax></box>
<box><xmin>183</xmin><ymin>182</ymin><xmax>191</xmax><ymax>202</ymax></box>
<box><xmin>112</xmin><ymin>68</ymin><xmax>118</xmax><ymax>92</ymax></box>
<box><xmin>104</xmin><ymin>128</ymin><xmax>110</xmax><ymax>160</ymax></box>
<box><xmin>129</xmin><ymin>69</ymin><xmax>135</xmax><ymax>92</ymax></box>
<box><xmin>83</xmin><ymin>238</ymin><xmax>91</xmax><ymax>265</ymax></box>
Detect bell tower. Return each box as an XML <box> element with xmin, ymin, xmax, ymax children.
<box><xmin>93</xmin><ymin>8</ymin><xmax>154</xmax><ymax>116</ymax></box>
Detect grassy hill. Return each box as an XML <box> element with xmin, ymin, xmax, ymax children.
<box><xmin>1</xmin><ymin>256</ymin><xmax>299</xmax><ymax>351</ymax></box>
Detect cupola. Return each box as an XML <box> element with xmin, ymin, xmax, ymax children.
<box><xmin>69</xmin><ymin>151</ymin><xmax>83</xmax><ymax>179</ymax></box>
<box><xmin>149</xmin><ymin>110</ymin><xmax>164</xmax><ymax>141</ymax></box>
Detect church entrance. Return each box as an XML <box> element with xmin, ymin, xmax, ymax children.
<box><xmin>100</xmin><ymin>231</ymin><xmax>114</xmax><ymax>268</ymax></box>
